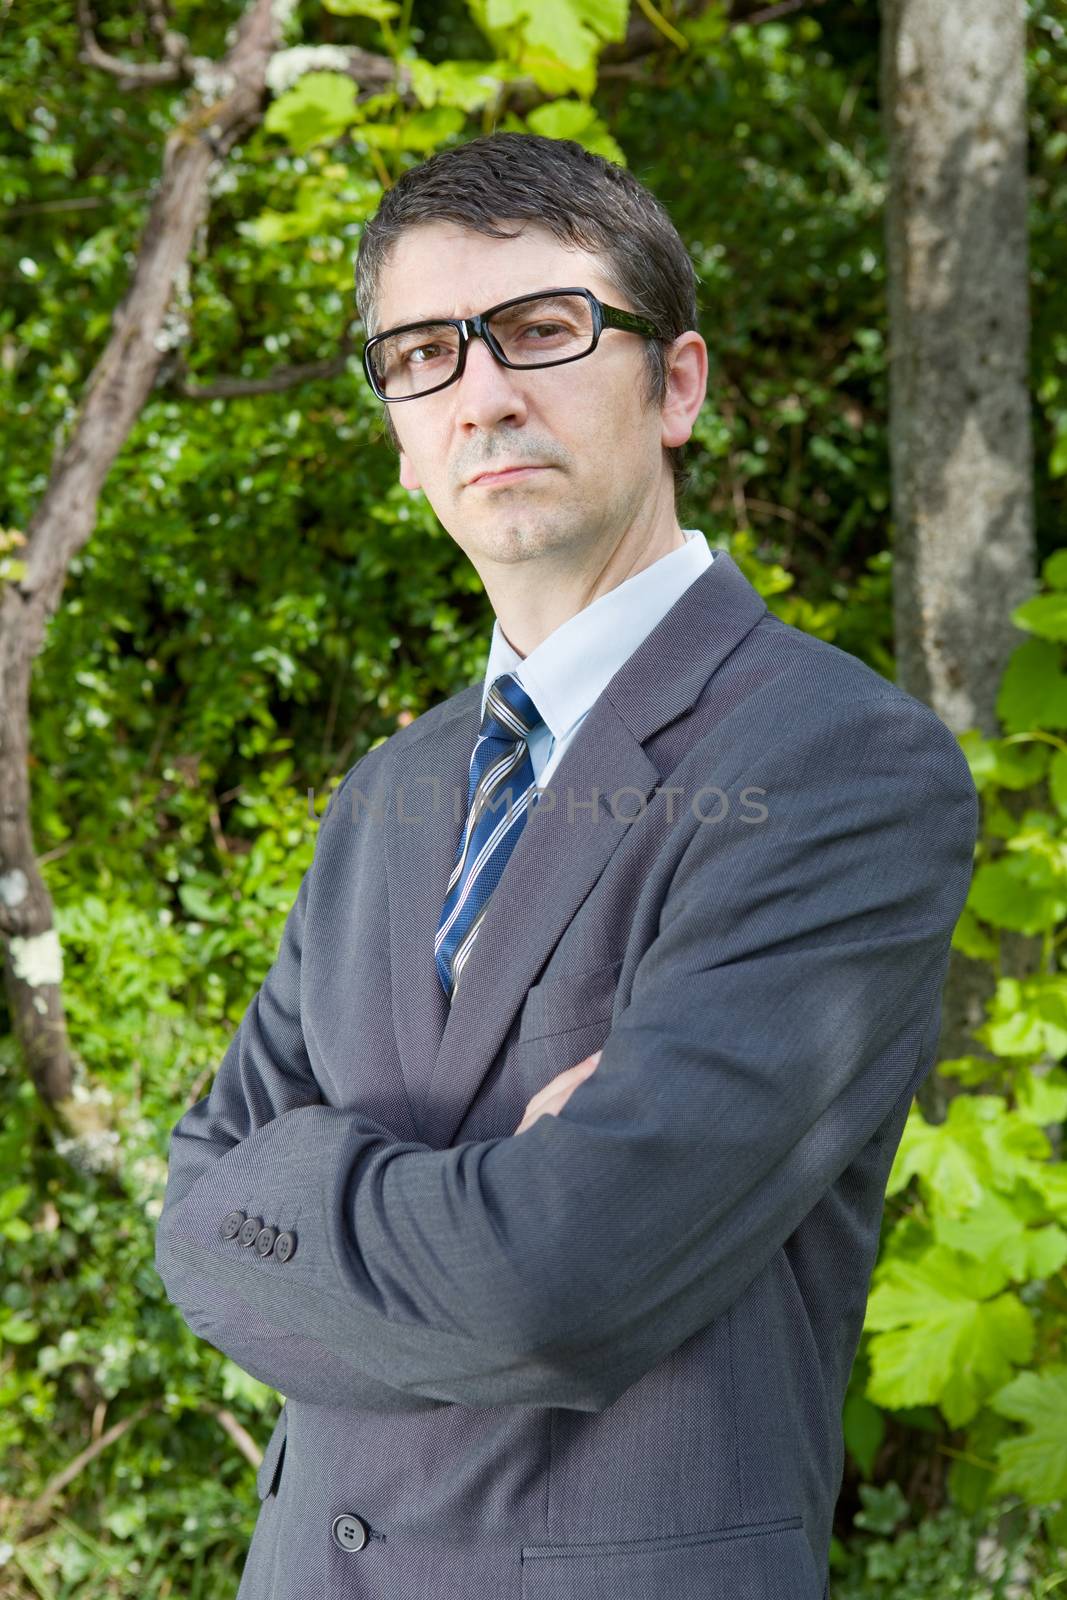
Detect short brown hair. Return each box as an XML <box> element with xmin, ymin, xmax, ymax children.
<box><xmin>354</xmin><ymin>131</ymin><xmax>699</xmax><ymax>500</ymax></box>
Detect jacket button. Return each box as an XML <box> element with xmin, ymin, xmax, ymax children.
<box><xmin>255</xmin><ymin>1225</ymin><xmax>278</xmax><ymax>1257</ymax></box>
<box><xmin>274</xmin><ymin>1230</ymin><xmax>297</xmax><ymax>1263</ymax></box>
<box><xmin>332</xmin><ymin>1513</ymin><xmax>368</xmax><ymax>1552</ymax></box>
<box><xmin>220</xmin><ymin>1210</ymin><xmax>245</xmax><ymax>1240</ymax></box>
<box><xmin>239</xmin><ymin>1216</ymin><xmax>263</xmax><ymax>1248</ymax></box>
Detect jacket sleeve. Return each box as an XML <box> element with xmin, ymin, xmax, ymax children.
<box><xmin>155</xmin><ymin>693</ymin><xmax>978</xmax><ymax>1413</ymax></box>
<box><xmin>154</xmin><ymin>758</ymin><xmax>446</xmax><ymax>1412</ymax></box>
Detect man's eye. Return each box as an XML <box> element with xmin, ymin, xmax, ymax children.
<box><xmin>522</xmin><ymin>322</ymin><xmax>566</xmax><ymax>339</ymax></box>
<box><xmin>405</xmin><ymin>343</ymin><xmax>444</xmax><ymax>364</ymax></box>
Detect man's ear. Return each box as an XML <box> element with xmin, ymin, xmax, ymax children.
<box><xmin>660</xmin><ymin>331</ymin><xmax>708</xmax><ymax>450</ymax></box>
<box><xmin>399</xmin><ymin>449</ymin><xmax>422</xmax><ymax>493</ymax></box>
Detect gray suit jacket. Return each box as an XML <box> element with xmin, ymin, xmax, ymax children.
<box><xmin>154</xmin><ymin>549</ymin><xmax>979</xmax><ymax>1600</ymax></box>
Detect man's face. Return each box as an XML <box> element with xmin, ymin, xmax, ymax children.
<box><xmin>371</xmin><ymin>220</ymin><xmax>683</xmax><ymax>572</ymax></box>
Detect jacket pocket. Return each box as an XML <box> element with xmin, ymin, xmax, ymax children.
<box><xmin>518</xmin><ymin>960</ymin><xmax>624</xmax><ymax>1044</ymax></box>
<box><xmin>255</xmin><ymin>1405</ymin><xmax>288</xmax><ymax>1501</ymax></box>
<box><xmin>521</xmin><ymin>1516</ymin><xmax>822</xmax><ymax>1600</ymax></box>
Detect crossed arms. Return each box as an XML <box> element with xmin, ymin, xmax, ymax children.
<box><xmin>154</xmin><ymin>693</ymin><xmax>978</xmax><ymax>1413</ymax></box>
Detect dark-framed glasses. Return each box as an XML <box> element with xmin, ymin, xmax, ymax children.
<box><xmin>361</xmin><ymin>286</ymin><xmax>665</xmax><ymax>403</ymax></box>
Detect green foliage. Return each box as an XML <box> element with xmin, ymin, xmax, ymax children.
<box><xmin>850</xmin><ymin>547</ymin><xmax>1067</xmax><ymax>1525</ymax></box>
<box><xmin>1</xmin><ymin>0</ymin><xmax>1066</xmax><ymax>1592</ymax></box>
<box><xmin>989</xmin><ymin>1368</ymin><xmax>1067</xmax><ymax>1505</ymax></box>
<box><xmin>264</xmin><ymin>70</ymin><xmax>362</xmax><ymax>154</ymax></box>
<box><xmin>829</xmin><ymin>1485</ymin><xmax>1054</xmax><ymax>1599</ymax></box>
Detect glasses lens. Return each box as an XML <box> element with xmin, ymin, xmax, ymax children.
<box><xmin>369</xmin><ymin>322</ymin><xmax>461</xmax><ymax>399</ymax></box>
<box><xmin>487</xmin><ymin>292</ymin><xmax>594</xmax><ymax>368</ymax></box>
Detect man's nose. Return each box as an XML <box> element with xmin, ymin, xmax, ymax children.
<box><xmin>453</xmin><ymin>334</ymin><xmax>528</xmax><ymax>424</ymax></box>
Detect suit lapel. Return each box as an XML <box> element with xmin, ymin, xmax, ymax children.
<box><xmin>388</xmin><ymin>549</ymin><xmax>768</xmax><ymax>1150</ymax></box>
<box><xmin>386</xmin><ymin>685</ymin><xmax>481</xmax><ymax>1136</ymax></box>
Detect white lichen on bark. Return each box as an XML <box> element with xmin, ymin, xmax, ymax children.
<box><xmin>266</xmin><ymin>45</ymin><xmax>352</xmax><ymax>97</ymax></box>
<box><xmin>9</xmin><ymin>928</ymin><xmax>63</xmax><ymax>985</ymax></box>
<box><xmin>0</xmin><ymin>869</ymin><xmax>29</xmax><ymax>907</ymax></box>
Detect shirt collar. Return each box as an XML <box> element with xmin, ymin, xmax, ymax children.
<box><xmin>480</xmin><ymin>529</ymin><xmax>714</xmax><ymax>741</ymax></box>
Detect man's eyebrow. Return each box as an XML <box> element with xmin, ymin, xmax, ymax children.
<box><xmin>380</xmin><ymin>290</ymin><xmax>579</xmax><ymax>329</ymax></box>
<box><xmin>374</xmin><ymin>307</ymin><xmax>456</xmax><ymax>332</ymax></box>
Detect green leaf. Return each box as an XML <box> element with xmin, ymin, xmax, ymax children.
<box><xmin>949</xmin><ymin>906</ymin><xmax>999</xmax><ymax>961</ymax></box>
<box><xmin>989</xmin><ymin>1366</ymin><xmax>1067</xmax><ymax>1501</ymax></box>
<box><xmin>0</xmin><ymin>1183</ymin><xmax>32</xmax><ymax>1223</ymax></box>
<box><xmin>1014</xmin><ymin>1064</ymin><xmax>1067</xmax><ymax>1125</ymax></box>
<box><xmin>264</xmin><ymin>72</ymin><xmax>359</xmax><ymax>155</ymax></box>
<box><xmin>888</xmin><ymin>1094</ymin><xmax>1053</xmax><ymax>1216</ymax></box>
<box><xmin>974</xmin><ymin>1088</ymin><xmax>1056</xmax><ymax>1175</ymax></box>
<box><xmin>1012</xmin><ymin>592</ymin><xmax>1067</xmax><ymax>641</ymax></box>
<box><xmin>1029</xmin><ymin>1161</ymin><xmax>1067</xmax><ymax>1224</ymax></box>
<box><xmin>527</xmin><ymin>98</ymin><xmax>625</xmax><ymax>162</ymax></box>
<box><xmin>0</xmin><ymin>1314</ymin><xmax>40</xmax><ymax>1345</ymax></box>
<box><xmin>1043</xmin><ymin>549</ymin><xmax>1067</xmax><ymax>590</ymax></box>
<box><xmin>678</xmin><ymin>6</ymin><xmax>730</xmax><ymax>50</ymax></box>
<box><xmin>1050</xmin><ymin>420</ymin><xmax>1067</xmax><ymax>479</ymax></box>
<box><xmin>851</xmin><ymin>1478</ymin><xmax>909</xmax><ymax>1534</ymax></box>
<box><xmin>936</xmin><ymin>1053</ymin><xmax>1001</xmax><ymax>1087</ymax></box>
<box><xmin>485</xmin><ymin>0</ymin><xmax>629</xmax><ymax>65</ymax></box>
<box><xmin>933</xmin><ymin>1188</ymin><xmax>1067</xmax><ymax>1281</ymax></box>
<box><xmin>996</xmin><ymin>639</ymin><xmax>1067</xmax><ymax>733</ymax></box>
<box><xmin>969</xmin><ymin>857</ymin><xmax>1067</xmax><ymax>937</ymax></box>
<box><xmin>408</xmin><ymin>58</ymin><xmax>517</xmax><ymax>112</ymax></box>
<box><xmin>474</xmin><ymin>0</ymin><xmax>629</xmax><ymax>95</ymax></box>
<box><xmin>238</xmin><ymin>174</ymin><xmax>381</xmax><ymax>246</ymax></box>
<box><xmin>978</xmin><ymin>975</ymin><xmax>1067</xmax><ymax>1059</ymax></box>
<box><xmin>985</xmin><ymin>737</ymin><xmax>1050</xmax><ymax>790</ymax></box>
<box><xmin>354</xmin><ymin>107</ymin><xmax>465</xmax><ymax>151</ymax></box>
<box><xmin>177</xmin><ymin>883</ymin><xmax>228</xmax><ymax>924</ymax></box>
<box><xmin>864</xmin><ymin>1247</ymin><xmax>1033</xmax><ymax>1426</ymax></box>
<box><xmin>888</xmin><ymin>1100</ymin><xmax>993</xmax><ymax>1213</ymax></box>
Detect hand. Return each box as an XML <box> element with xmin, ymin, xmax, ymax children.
<box><xmin>514</xmin><ymin>1050</ymin><xmax>602</xmax><ymax>1135</ymax></box>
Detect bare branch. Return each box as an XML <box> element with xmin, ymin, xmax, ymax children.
<box><xmin>24</xmin><ymin>1404</ymin><xmax>158</xmax><ymax>1525</ymax></box>
<box><xmin>76</xmin><ymin>0</ymin><xmax>189</xmax><ymax>84</ymax></box>
<box><xmin>1</xmin><ymin>0</ymin><xmax>281</xmax><ymax>1128</ymax></box>
<box><xmin>3</xmin><ymin>190</ymin><xmax>152</xmax><ymax>219</ymax></box>
<box><xmin>734</xmin><ymin>0</ymin><xmax>827</xmax><ymax>26</ymax></box>
<box><xmin>167</xmin><ymin>330</ymin><xmax>359</xmax><ymax>399</ymax></box>
<box><xmin>144</xmin><ymin>0</ymin><xmax>189</xmax><ymax>69</ymax></box>
<box><xmin>19</xmin><ymin>0</ymin><xmax>282</xmax><ymax>608</ymax></box>
<box><xmin>215</xmin><ymin>1407</ymin><xmax>265</xmax><ymax>1469</ymax></box>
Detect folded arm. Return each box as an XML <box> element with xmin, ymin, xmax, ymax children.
<box><xmin>155</xmin><ymin>695</ymin><xmax>978</xmax><ymax>1413</ymax></box>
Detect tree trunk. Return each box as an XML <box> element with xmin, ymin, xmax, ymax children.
<box><xmin>0</xmin><ymin>0</ymin><xmax>279</xmax><ymax>1166</ymax></box>
<box><xmin>880</xmin><ymin>0</ymin><xmax>1039</xmax><ymax>1120</ymax></box>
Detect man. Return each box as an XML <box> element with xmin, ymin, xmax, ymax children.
<box><xmin>154</xmin><ymin>132</ymin><xmax>978</xmax><ymax>1600</ymax></box>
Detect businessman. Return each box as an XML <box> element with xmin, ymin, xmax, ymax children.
<box><xmin>154</xmin><ymin>132</ymin><xmax>979</xmax><ymax>1600</ymax></box>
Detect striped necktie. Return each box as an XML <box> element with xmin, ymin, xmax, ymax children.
<box><xmin>435</xmin><ymin>671</ymin><xmax>545</xmax><ymax>1002</ymax></box>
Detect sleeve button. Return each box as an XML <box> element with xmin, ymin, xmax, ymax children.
<box><xmin>220</xmin><ymin>1210</ymin><xmax>246</xmax><ymax>1240</ymax></box>
<box><xmin>255</xmin><ymin>1225</ymin><xmax>278</xmax><ymax>1257</ymax></box>
<box><xmin>274</xmin><ymin>1231</ymin><xmax>297</xmax><ymax>1263</ymax></box>
<box><xmin>239</xmin><ymin>1216</ymin><xmax>263</xmax><ymax>1247</ymax></box>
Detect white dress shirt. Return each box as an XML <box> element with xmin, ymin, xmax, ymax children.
<box><xmin>479</xmin><ymin>529</ymin><xmax>716</xmax><ymax>789</ymax></box>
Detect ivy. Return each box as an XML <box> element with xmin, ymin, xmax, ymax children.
<box><xmin>858</xmin><ymin>547</ymin><xmax>1067</xmax><ymax>1507</ymax></box>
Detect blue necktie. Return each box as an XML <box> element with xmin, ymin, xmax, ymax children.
<box><xmin>435</xmin><ymin>671</ymin><xmax>545</xmax><ymax>1002</ymax></box>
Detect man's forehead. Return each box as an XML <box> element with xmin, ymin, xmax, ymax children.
<box><xmin>375</xmin><ymin>221</ymin><xmax>610</xmax><ymax>326</ymax></box>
